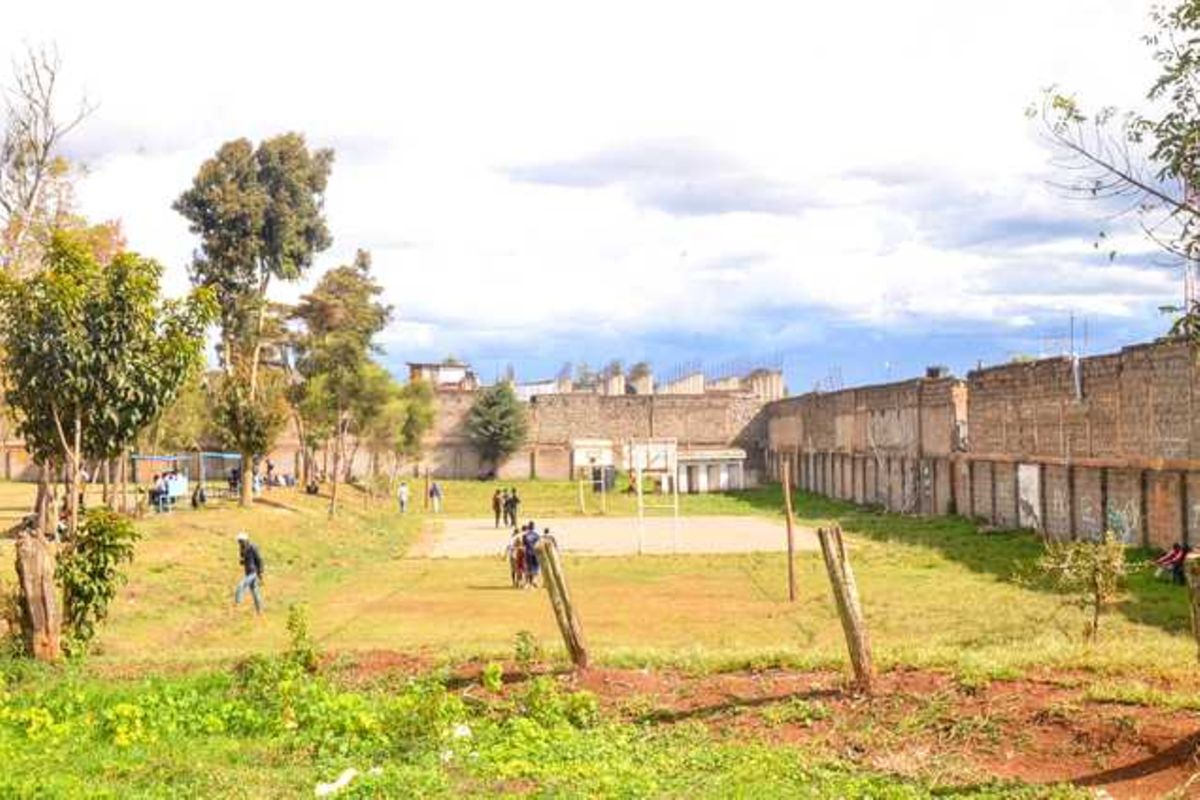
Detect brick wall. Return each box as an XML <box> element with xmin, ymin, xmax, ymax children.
<box><xmin>420</xmin><ymin>389</ymin><xmax>769</xmax><ymax>480</ymax></box>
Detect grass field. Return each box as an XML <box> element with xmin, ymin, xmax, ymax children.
<box><xmin>0</xmin><ymin>478</ymin><xmax>1195</xmax><ymax>797</ymax></box>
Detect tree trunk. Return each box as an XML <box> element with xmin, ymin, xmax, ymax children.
<box><xmin>15</xmin><ymin>531</ymin><xmax>60</xmax><ymax>661</ymax></box>
<box><xmin>240</xmin><ymin>452</ymin><xmax>253</xmax><ymax>506</ymax></box>
<box><xmin>67</xmin><ymin>410</ymin><xmax>81</xmax><ymax>537</ymax></box>
<box><xmin>294</xmin><ymin>412</ymin><xmax>309</xmax><ymax>487</ymax></box>
<box><xmin>34</xmin><ymin>463</ymin><xmax>52</xmax><ymax>536</ymax></box>
<box><xmin>329</xmin><ymin>412</ymin><xmax>343</xmax><ymax>517</ymax></box>
<box><xmin>101</xmin><ymin>458</ymin><xmax>110</xmax><ymax>507</ymax></box>
<box><xmin>118</xmin><ymin>450</ymin><xmax>128</xmax><ymax>514</ymax></box>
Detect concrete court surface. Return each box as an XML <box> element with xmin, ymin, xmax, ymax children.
<box><xmin>417</xmin><ymin>515</ymin><xmax>821</xmax><ymax>558</ymax></box>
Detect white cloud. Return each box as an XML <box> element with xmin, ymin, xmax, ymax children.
<box><xmin>0</xmin><ymin>0</ymin><xmax>1173</xmax><ymax>375</ymax></box>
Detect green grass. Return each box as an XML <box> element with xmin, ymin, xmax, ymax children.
<box><xmin>0</xmin><ymin>479</ymin><xmax>1190</xmax><ymax>680</ymax></box>
<box><xmin>0</xmin><ymin>652</ymin><xmax>1088</xmax><ymax>799</ymax></box>
<box><xmin>427</xmin><ymin>477</ymin><xmax>794</xmax><ymax>519</ymax></box>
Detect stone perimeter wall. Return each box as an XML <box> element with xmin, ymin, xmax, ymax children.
<box><xmin>420</xmin><ymin>390</ymin><xmax>769</xmax><ymax>482</ymax></box>
<box><xmin>763</xmin><ymin>339</ymin><xmax>1200</xmax><ymax>548</ymax></box>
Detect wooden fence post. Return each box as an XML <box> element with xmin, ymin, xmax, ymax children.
<box><xmin>1185</xmin><ymin>554</ymin><xmax>1200</xmax><ymax>663</ymax></box>
<box><xmin>782</xmin><ymin>460</ymin><xmax>797</xmax><ymax>602</ymax></box>
<box><xmin>537</xmin><ymin>536</ymin><xmax>589</xmax><ymax>669</ymax></box>
<box><xmin>817</xmin><ymin>524</ymin><xmax>874</xmax><ymax>693</ymax></box>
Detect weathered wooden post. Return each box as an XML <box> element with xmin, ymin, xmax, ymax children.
<box><xmin>536</xmin><ymin>536</ymin><xmax>589</xmax><ymax>669</ymax></box>
<box><xmin>817</xmin><ymin>524</ymin><xmax>874</xmax><ymax>693</ymax></box>
<box><xmin>15</xmin><ymin>531</ymin><xmax>61</xmax><ymax>661</ymax></box>
<box><xmin>782</xmin><ymin>459</ymin><xmax>797</xmax><ymax>602</ymax></box>
<box><xmin>1184</xmin><ymin>554</ymin><xmax>1200</xmax><ymax>662</ymax></box>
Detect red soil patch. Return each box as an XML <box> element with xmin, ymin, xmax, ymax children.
<box><xmin>333</xmin><ymin>655</ymin><xmax>1200</xmax><ymax>798</ymax></box>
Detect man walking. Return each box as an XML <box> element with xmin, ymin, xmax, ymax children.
<box><xmin>521</xmin><ymin>521</ymin><xmax>541</xmax><ymax>588</ymax></box>
<box><xmin>398</xmin><ymin>481</ymin><xmax>410</xmax><ymax>514</ymax></box>
<box><xmin>234</xmin><ymin>532</ymin><xmax>264</xmax><ymax>615</ymax></box>
<box><xmin>493</xmin><ymin>489</ymin><xmax>504</xmax><ymax>528</ymax></box>
<box><xmin>429</xmin><ymin>481</ymin><xmax>444</xmax><ymax>513</ymax></box>
<box><xmin>507</xmin><ymin>488</ymin><xmax>521</xmax><ymax>527</ymax></box>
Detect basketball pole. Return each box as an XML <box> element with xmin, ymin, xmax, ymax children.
<box><xmin>635</xmin><ymin>466</ymin><xmax>644</xmax><ymax>555</ymax></box>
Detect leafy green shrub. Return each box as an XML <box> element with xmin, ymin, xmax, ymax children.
<box><xmin>513</xmin><ymin>630</ymin><xmax>540</xmax><ymax>671</ymax></box>
<box><xmin>286</xmin><ymin>603</ymin><xmax>320</xmax><ymax>673</ymax></box>
<box><xmin>758</xmin><ymin>697</ymin><xmax>830</xmax><ymax>728</ymax></box>
<box><xmin>518</xmin><ymin>677</ymin><xmax>599</xmax><ymax>729</ymax></box>
<box><xmin>1036</xmin><ymin>531</ymin><xmax>1130</xmax><ymax>642</ymax></box>
<box><xmin>55</xmin><ymin>509</ymin><xmax>139</xmax><ymax>655</ymax></box>
<box><xmin>481</xmin><ymin>661</ymin><xmax>504</xmax><ymax>694</ymax></box>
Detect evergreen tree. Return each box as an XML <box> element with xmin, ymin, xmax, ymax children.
<box><xmin>465</xmin><ymin>383</ymin><xmax>528</xmax><ymax>469</ymax></box>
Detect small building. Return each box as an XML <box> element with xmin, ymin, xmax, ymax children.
<box><xmin>658</xmin><ymin>372</ymin><xmax>705</xmax><ymax>395</ymax></box>
<box><xmin>407</xmin><ymin>360</ymin><xmax>479</xmax><ymax>391</ymax></box>
<box><xmin>515</xmin><ymin>376</ymin><xmax>572</xmax><ymax>402</ymax></box>
<box><xmin>677</xmin><ymin>448</ymin><xmax>748</xmax><ymax>493</ymax></box>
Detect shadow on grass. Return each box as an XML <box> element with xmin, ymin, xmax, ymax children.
<box><xmin>709</xmin><ymin>485</ymin><xmax>1191</xmax><ymax>636</ymax></box>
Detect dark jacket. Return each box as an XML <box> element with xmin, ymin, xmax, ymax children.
<box><xmin>240</xmin><ymin>542</ymin><xmax>264</xmax><ymax>576</ymax></box>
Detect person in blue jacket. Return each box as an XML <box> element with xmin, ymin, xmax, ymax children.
<box><xmin>521</xmin><ymin>522</ymin><xmax>541</xmax><ymax>588</ymax></box>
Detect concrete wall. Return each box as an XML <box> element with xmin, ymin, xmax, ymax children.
<box><xmin>763</xmin><ymin>339</ymin><xmax>1200</xmax><ymax>549</ymax></box>
<box><xmin>420</xmin><ymin>390</ymin><xmax>768</xmax><ymax>481</ymax></box>
<box><xmin>762</xmin><ymin>376</ymin><xmax>966</xmax><ymax>514</ymax></box>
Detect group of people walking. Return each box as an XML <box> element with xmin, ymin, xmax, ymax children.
<box><xmin>395</xmin><ymin>480</ymin><xmax>443</xmax><ymax>514</ymax></box>
<box><xmin>493</xmin><ymin>488</ymin><xmax>520</xmax><ymax>528</ymax></box>
<box><xmin>507</xmin><ymin>520</ymin><xmax>554</xmax><ymax>588</ymax></box>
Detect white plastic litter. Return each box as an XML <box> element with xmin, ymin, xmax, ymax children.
<box><xmin>452</xmin><ymin>722</ymin><xmax>473</xmax><ymax>739</ymax></box>
<box><xmin>314</xmin><ymin>767</ymin><xmax>359</xmax><ymax>797</ymax></box>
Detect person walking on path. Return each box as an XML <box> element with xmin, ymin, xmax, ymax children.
<box><xmin>493</xmin><ymin>489</ymin><xmax>504</xmax><ymax>528</ymax></box>
<box><xmin>397</xmin><ymin>481</ymin><xmax>410</xmax><ymax>514</ymax></box>
<box><xmin>521</xmin><ymin>521</ymin><xmax>541</xmax><ymax>588</ymax></box>
<box><xmin>234</xmin><ymin>532</ymin><xmax>265</xmax><ymax>615</ymax></box>
<box><xmin>506</xmin><ymin>488</ymin><xmax>521</xmax><ymax>527</ymax></box>
<box><xmin>429</xmin><ymin>481</ymin><xmax>444</xmax><ymax>513</ymax></box>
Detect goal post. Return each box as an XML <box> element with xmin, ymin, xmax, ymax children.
<box><xmin>626</xmin><ymin>438</ymin><xmax>680</xmax><ymax>554</ymax></box>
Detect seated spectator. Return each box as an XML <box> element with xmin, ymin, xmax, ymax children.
<box><xmin>1154</xmin><ymin>543</ymin><xmax>1185</xmax><ymax>579</ymax></box>
<box><xmin>1173</xmin><ymin>545</ymin><xmax>1193</xmax><ymax>586</ymax></box>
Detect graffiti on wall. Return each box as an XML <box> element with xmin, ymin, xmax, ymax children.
<box><xmin>1105</xmin><ymin>500</ymin><xmax>1141</xmax><ymax>545</ymax></box>
<box><xmin>1017</xmin><ymin>464</ymin><xmax>1041</xmax><ymax>530</ymax></box>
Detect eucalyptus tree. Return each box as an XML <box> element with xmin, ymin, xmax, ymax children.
<box><xmin>291</xmin><ymin>250</ymin><xmax>390</xmax><ymax>515</ymax></box>
<box><xmin>175</xmin><ymin>133</ymin><xmax>333</xmax><ymax>504</ymax></box>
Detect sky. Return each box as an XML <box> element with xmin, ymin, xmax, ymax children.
<box><xmin>0</xmin><ymin>0</ymin><xmax>1180</xmax><ymax>393</ymax></box>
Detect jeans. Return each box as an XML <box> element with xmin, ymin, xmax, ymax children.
<box><xmin>235</xmin><ymin>573</ymin><xmax>263</xmax><ymax>613</ymax></box>
<box><xmin>398</xmin><ymin>497</ymin><xmax>408</xmax><ymax>513</ymax></box>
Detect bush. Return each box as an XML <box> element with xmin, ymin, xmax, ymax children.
<box><xmin>1036</xmin><ymin>531</ymin><xmax>1130</xmax><ymax>642</ymax></box>
<box><xmin>55</xmin><ymin>509</ymin><xmax>139</xmax><ymax>655</ymax></box>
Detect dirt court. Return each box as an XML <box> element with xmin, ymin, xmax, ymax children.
<box><xmin>414</xmin><ymin>515</ymin><xmax>821</xmax><ymax>558</ymax></box>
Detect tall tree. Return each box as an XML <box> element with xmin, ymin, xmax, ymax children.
<box><xmin>465</xmin><ymin>382</ymin><xmax>528</xmax><ymax>471</ymax></box>
<box><xmin>398</xmin><ymin>378</ymin><xmax>436</xmax><ymax>466</ymax></box>
<box><xmin>0</xmin><ymin>45</ymin><xmax>94</xmax><ymax>275</ymax></box>
<box><xmin>292</xmin><ymin>250</ymin><xmax>390</xmax><ymax>515</ymax></box>
<box><xmin>1036</xmin><ymin>0</ymin><xmax>1200</xmax><ymax>338</ymax></box>
<box><xmin>0</xmin><ymin>231</ymin><xmax>214</xmax><ymax>660</ymax></box>
<box><xmin>174</xmin><ymin>133</ymin><xmax>333</xmax><ymax>504</ymax></box>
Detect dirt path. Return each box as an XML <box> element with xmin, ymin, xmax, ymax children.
<box><xmin>414</xmin><ymin>515</ymin><xmax>821</xmax><ymax>558</ymax></box>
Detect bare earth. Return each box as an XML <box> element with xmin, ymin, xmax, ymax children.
<box><xmin>414</xmin><ymin>515</ymin><xmax>821</xmax><ymax>558</ymax></box>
